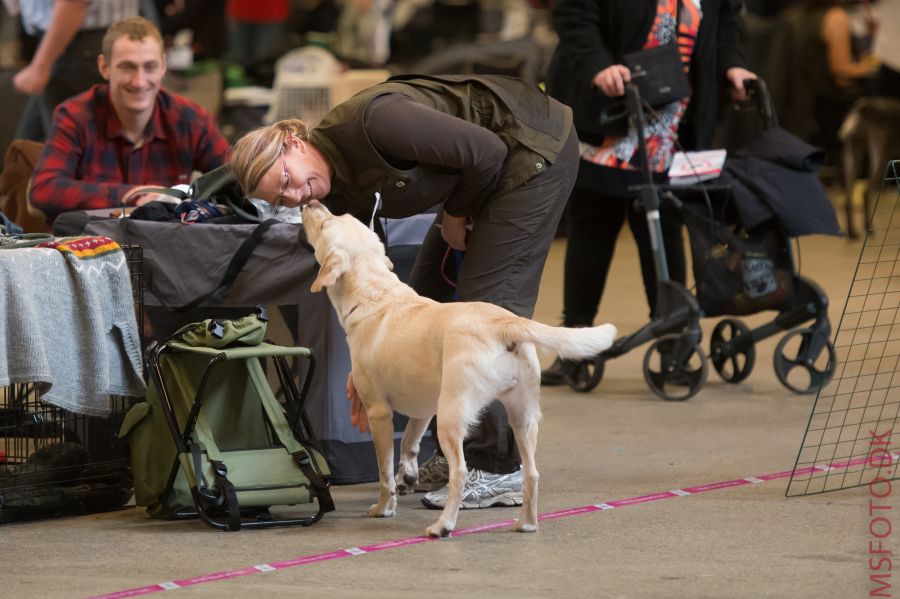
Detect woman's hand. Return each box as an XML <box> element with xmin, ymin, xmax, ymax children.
<box><xmin>440</xmin><ymin>212</ymin><xmax>471</xmax><ymax>251</ymax></box>
<box><xmin>593</xmin><ymin>65</ymin><xmax>632</xmax><ymax>97</ymax></box>
<box><xmin>347</xmin><ymin>373</ymin><xmax>369</xmax><ymax>433</ymax></box>
<box><xmin>726</xmin><ymin>67</ymin><xmax>757</xmax><ymax>102</ymax></box>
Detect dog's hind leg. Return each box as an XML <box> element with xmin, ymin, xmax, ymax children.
<box><xmin>425</xmin><ymin>400</ymin><xmax>470</xmax><ymax>538</ymax></box>
<box><xmin>503</xmin><ymin>392</ymin><xmax>541</xmax><ymax>533</ymax></box>
<box><xmin>395</xmin><ymin>416</ymin><xmax>432</xmax><ymax>495</ymax></box>
<box><xmin>366</xmin><ymin>401</ymin><xmax>399</xmax><ymax>518</ymax></box>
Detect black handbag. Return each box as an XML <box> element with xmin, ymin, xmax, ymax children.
<box><xmin>623</xmin><ymin>42</ymin><xmax>690</xmax><ymax>108</ymax></box>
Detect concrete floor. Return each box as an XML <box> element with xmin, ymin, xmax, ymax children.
<box><xmin>0</xmin><ymin>205</ymin><xmax>884</xmax><ymax>598</ymax></box>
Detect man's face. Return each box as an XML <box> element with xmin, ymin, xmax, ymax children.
<box><xmin>98</xmin><ymin>36</ymin><xmax>166</xmax><ymax>117</ymax></box>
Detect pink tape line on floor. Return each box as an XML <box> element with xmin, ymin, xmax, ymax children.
<box><xmin>87</xmin><ymin>455</ymin><xmax>877</xmax><ymax>599</ymax></box>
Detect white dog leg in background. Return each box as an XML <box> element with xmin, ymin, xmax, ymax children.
<box><xmin>395</xmin><ymin>417</ymin><xmax>432</xmax><ymax>495</ymax></box>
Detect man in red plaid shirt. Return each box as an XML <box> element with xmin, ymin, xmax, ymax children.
<box><xmin>29</xmin><ymin>16</ymin><xmax>231</xmax><ymax>224</ymax></box>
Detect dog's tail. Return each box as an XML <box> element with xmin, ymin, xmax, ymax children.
<box><xmin>498</xmin><ymin>319</ymin><xmax>618</xmax><ymax>359</ymax></box>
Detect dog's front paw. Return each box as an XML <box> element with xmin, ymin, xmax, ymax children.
<box><xmin>425</xmin><ymin>523</ymin><xmax>453</xmax><ymax>538</ymax></box>
<box><xmin>367</xmin><ymin>503</ymin><xmax>396</xmax><ymax>518</ymax></box>
<box><xmin>513</xmin><ymin>520</ymin><xmax>538</xmax><ymax>533</ymax></box>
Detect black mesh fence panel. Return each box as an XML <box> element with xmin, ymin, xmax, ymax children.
<box><xmin>788</xmin><ymin>162</ymin><xmax>900</xmax><ymax>496</ymax></box>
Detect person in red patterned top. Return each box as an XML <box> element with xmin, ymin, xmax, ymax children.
<box><xmin>29</xmin><ymin>16</ymin><xmax>231</xmax><ymax>224</ymax></box>
<box><xmin>541</xmin><ymin>0</ymin><xmax>757</xmax><ymax>385</ymax></box>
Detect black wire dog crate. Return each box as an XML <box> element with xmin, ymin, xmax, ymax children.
<box><xmin>0</xmin><ymin>244</ymin><xmax>144</xmax><ymax>523</ymax></box>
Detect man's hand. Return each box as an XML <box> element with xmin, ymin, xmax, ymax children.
<box><xmin>347</xmin><ymin>373</ymin><xmax>369</xmax><ymax>433</ymax></box>
<box><xmin>440</xmin><ymin>212</ymin><xmax>471</xmax><ymax>251</ymax></box>
<box><xmin>121</xmin><ymin>186</ymin><xmax>176</xmax><ymax>207</ymax></box>
<box><xmin>13</xmin><ymin>63</ymin><xmax>52</xmax><ymax>95</ymax></box>
<box><xmin>726</xmin><ymin>67</ymin><xmax>758</xmax><ymax>102</ymax></box>
<box><xmin>593</xmin><ymin>64</ymin><xmax>632</xmax><ymax>97</ymax></box>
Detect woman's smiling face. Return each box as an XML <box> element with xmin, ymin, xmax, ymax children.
<box><xmin>254</xmin><ymin>138</ymin><xmax>332</xmax><ymax>208</ymax></box>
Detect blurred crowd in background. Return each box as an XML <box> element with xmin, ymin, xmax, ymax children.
<box><xmin>0</xmin><ymin>0</ymin><xmax>897</xmax><ymax>170</ymax></box>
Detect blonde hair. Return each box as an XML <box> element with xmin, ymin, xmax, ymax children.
<box><xmin>102</xmin><ymin>17</ymin><xmax>164</xmax><ymax>62</ymax></box>
<box><xmin>231</xmin><ymin>119</ymin><xmax>311</xmax><ymax>196</ymax></box>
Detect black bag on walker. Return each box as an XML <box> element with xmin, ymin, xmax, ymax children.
<box><xmin>118</xmin><ymin>308</ymin><xmax>334</xmax><ymax>530</ymax></box>
<box><xmin>682</xmin><ymin>204</ymin><xmax>794</xmax><ymax>317</ymax></box>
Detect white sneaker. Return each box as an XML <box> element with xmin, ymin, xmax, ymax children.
<box><xmin>415</xmin><ymin>453</ymin><xmax>449</xmax><ymax>492</ymax></box>
<box><xmin>421</xmin><ymin>467</ymin><xmax>524</xmax><ymax>510</ymax></box>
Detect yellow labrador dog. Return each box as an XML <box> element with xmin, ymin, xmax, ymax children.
<box><xmin>302</xmin><ymin>200</ymin><xmax>617</xmax><ymax>537</ymax></box>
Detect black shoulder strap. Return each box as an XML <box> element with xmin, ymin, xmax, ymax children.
<box><xmin>293</xmin><ymin>446</ymin><xmax>336</xmax><ymax>514</ymax></box>
<box><xmin>174</xmin><ymin>218</ymin><xmax>279</xmax><ymax>312</ymax></box>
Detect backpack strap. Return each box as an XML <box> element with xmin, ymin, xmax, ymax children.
<box><xmin>252</xmin><ymin>359</ymin><xmax>335</xmax><ymax>514</ymax></box>
<box><xmin>292</xmin><ymin>446</ymin><xmax>335</xmax><ymax>513</ymax></box>
<box><xmin>190</xmin><ymin>442</ymin><xmax>242</xmax><ymax>530</ymax></box>
<box><xmin>209</xmin><ymin>459</ymin><xmax>242</xmax><ymax>531</ymax></box>
<box><xmin>189</xmin><ymin>443</ymin><xmax>220</xmax><ymax>504</ymax></box>
<box><xmin>174</xmin><ymin>218</ymin><xmax>279</xmax><ymax>312</ymax></box>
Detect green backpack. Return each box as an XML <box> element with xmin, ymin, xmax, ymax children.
<box><xmin>119</xmin><ymin>308</ymin><xmax>334</xmax><ymax>530</ymax></box>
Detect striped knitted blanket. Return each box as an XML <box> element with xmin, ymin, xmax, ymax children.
<box><xmin>0</xmin><ymin>236</ymin><xmax>145</xmax><ymax>415</ymax></box>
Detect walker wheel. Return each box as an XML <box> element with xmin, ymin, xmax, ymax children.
<box><xmin>710</xmin><ymin>318</ymin><xmax>756</xmax><ymax>384</ymax></box>
<box><xmin>566</xmin><ymin>356</ymin><xmax>606</xmax><ymax>393</ymax></box>
<box><xmin>773</xmin><ymin>328</ymin><xmax>837</xmax><ymax>394</ymax></box>
<box><xmin>642</xmin><ymin>333</ymin><xmax>708</xmax><ymax>401</ymax></box>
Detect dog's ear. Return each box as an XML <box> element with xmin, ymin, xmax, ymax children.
<box><xmin>311</xmin><ymin>247</ymin><xmax>350</xmax><ymax>292</ymax></box>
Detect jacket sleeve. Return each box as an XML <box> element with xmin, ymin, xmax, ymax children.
<box><xmin>715</xmin><ymin>0</ymin><xmax>747</xmax><ymax>77</ymax></box>
<box><xmin>551</xmin><ymin>0</ymin><xmax>616</xmax><ymax>90</ymax></box>
<box><xmin>363</xmin><ymin>94</ymin><xmax>507</xmax><ymax>217</ymax></box>
<box><xmin>29</xmin><ymin>105</ymin><xmax>134</xmax><ymax>222</ymax></box>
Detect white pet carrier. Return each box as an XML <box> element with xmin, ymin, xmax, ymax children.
<box><xmin>265</xmin><ymin>46</ymin><xmax>390</xmax><ymax>127</ymax></box>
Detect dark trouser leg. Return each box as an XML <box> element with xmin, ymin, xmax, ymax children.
<box><xmin>410</xmin><ymin>130</ymin><xmax>579</xmax><ymax>473</ymax></box>
<box><xmin>41</xmin><ymin>31</ymin><xmax>106</xmax><ymax>135</ymax></box>
<box><xmin>562</xmin><ymin>184</ymin><xmax>628</xmax><ymax>327</ymax></box>
<box><xmin>877</xmin><ymin>65</ymin><xmax>900</xmax><ymax>100</ymax></box>
<box><xmin>626</xmin><ymin>200</ymin><xmax>686</xmax><ymax>317</ymax></box>
<box><xmin>13</xmin><ymin>96</ymin><xmax>46</xmax><ymax>142</ymax></box>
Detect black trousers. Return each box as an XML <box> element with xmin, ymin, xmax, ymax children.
<box><xmin>408</xmin><ymin>129</ymin><xmax>580</xmax><ymax>474</ymax></box>
<box><xmin>877</xmin><ymin>65</ymin><xmax>900</xmax><ymax>100</ymax></box>
<box><xmin>15</xmin><ymin>29</ymin><xmax>106</xmax><ymax>141</ymax></box>
<box><xmin>562</xmin><ymin>181</ymin><xmax>686</xmax><ymax>327</ymax></box>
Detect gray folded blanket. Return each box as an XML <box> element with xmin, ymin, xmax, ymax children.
<box><xmin>0</xmin><ymin>237</ymin><xmax>146</xmax><ymax>416</ymax></box>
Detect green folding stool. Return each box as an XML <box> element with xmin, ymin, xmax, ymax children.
<box><xmin>120</xmin><ymin>307</ymin><xmax>334</xmax><ymax>531</ymax></box>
